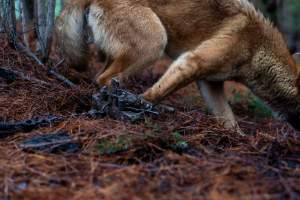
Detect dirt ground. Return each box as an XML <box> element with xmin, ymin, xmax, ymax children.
<box><xmin>0</xmin><ymin>34</ymin><xmax>300</xmax><ymax>200</ymax></box>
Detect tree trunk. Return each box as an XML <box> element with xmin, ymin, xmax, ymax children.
<box><xmin>60</xmin><ymin>0</ymin><xmax>65</xmax><ymax>9</ymax></box>
<box><xmin>35</xmin><ymin>0</ymin><xmax>47</xmax><ymax>52</ymax></box>
<box><xmin>2</xmin><ymin>0</ymin><xmax>17</xmax><ymax>46</ymax></box>
<box><xmin>20</xmin><ymin>0</ymin><xmax>31</xmax><ymax>47</ymax></box>
<box><xmin>0</xmin><ymin>1</ymin><xmax>4</xmax><ymax>32</ymax></box>
<box><xmin>43</xmin><ymin>0</ymin><xmax>56</xmax><ymax>61</ymax></box>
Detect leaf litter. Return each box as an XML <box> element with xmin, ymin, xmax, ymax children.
<box><xmin>0</xmin><ymin>34</ymin><xmax>299</xmax><ymax>200</ymax></box>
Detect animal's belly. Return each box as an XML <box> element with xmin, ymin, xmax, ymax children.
<box><xmin>206</xmin><ymin>72</ymin><xmax>234</xmax><ymax>82</ymax></box>
<box><xmin>164</xmin><ymin>33</ymin><xmax>211</xmax><ymax>59</ymax></box>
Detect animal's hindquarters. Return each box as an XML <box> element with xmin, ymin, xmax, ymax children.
<box><xmin>56</xmin><ymin>1</ymin><xmax>91</xmax><ymax>71</ymax></box>
<box><xmin>87</xmin><ymin>3</ymin><xmax>168</xmax><ymax>85</ymax></box>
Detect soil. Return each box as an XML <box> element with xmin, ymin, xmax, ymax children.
<box><xmin>0</xmin><ymin>34</ymin><xmax>299</xmax><ymax>200</ymax></box>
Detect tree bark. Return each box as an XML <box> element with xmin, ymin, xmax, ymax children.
<box><xmin>35</xmin><ymin>0</ymin><xmax>47</xmax><ymax>52</ymax></box>
<box><xmin>2</xmin><ymin>0</ymin><xmax>17</xmax><ymax>46</ymax></box>
<box><xmin>19</xmin><ymin>0</ymin><xmax>31</xmax><ymax>47</ymax></box>
<box><xmin>0</xmin><ymin>1</ymin><xmax>4</xmax><ymax>32</ymax></box>
<box><xmin>60</xmin><ymin>0</ymin><xmax>65</xmax><ymax>9</ymax></box>
<box><xmin>34</xmin><ymin>0</ymin><xmax>56</xmax><ymax>61</ymax></box>
<box><xmin>43</xmin><ymin>0</ymin><xmax>56</xmax><ymax>61</ymax></box>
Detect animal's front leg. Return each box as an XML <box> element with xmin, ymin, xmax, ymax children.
<box><xmin>142</xmin><ymin>52</ymin><xmax>202</xmax><ymax>103</ymax></box>
<box><xmin>143</xmin><ymin>14</ymin><xmax>247</xmax><ymax>104</ymax></box>
<box><xmin>142</xmin><ymin>22</ymin><xmax>248</xmax><ymax>133</ymax></box>
<box><xmin>141</xmin><ymin>52</ymin><xmax>242</xmax><ymax>134</ymax></box>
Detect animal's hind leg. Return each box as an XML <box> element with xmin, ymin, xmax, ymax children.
<box><xmin>197</xmin><ymin>81</ymin><xmax>242</xmax><ymax>133</ymax></box>
<box><xmin>89</xmin><ymin>5</ymin><xmax>167</xmax><ymax>86</ymax></box>
<box><xmin>95</xmin><ymin>47</ymin><xmax>167</xmax><ymax>86</ymax></box>
<box><xmin>95</xmin><ymin>54</ymin><xmax>133</xmax><ymax>86</ymax></box>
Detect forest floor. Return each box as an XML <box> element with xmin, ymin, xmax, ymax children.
<box><xmin>0</xmin><ymin>34</ymin><xmax>300</xmax><ymax>200</ymax></box>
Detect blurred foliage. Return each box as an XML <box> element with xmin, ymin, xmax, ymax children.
<box><xmin>98</xmin><ymin>135</ymin><xmax>133</xmax><ymax>155</ymax></box>
<box><xmin>169</xmin><ymin>132</ymin><xmax>189</xmax><ymax>152</ymax></box>
<box><xmin>252</xmin><ymin>0</ymin><xmax>300</xmax><ymax>51</ymax></box>
<box><xmin>287</xmin><ymin>0</ymin><xmax>300</xmax><ymax>25</ymax></box>
<box><xmin>14</xmin><ymin>0</ymin><xmax>63</xmax><ymax>17</ymax></box>
<box><xmin>230</xmin><ymin>89</ymin><xmax>273</xmax><ymax>120</ymax></box>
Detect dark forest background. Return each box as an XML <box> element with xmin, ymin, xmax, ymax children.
<box><xmin>251</xmin><ymin>0</ymin><xmax>300</xmax><ymax>52</ymax></box>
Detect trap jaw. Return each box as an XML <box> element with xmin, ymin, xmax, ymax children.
<box><xmin>91</xmin><ymin>79</ymin><xmax>159</xmax><ymax>122</ymax></box>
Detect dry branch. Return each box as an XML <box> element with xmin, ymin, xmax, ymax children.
<box><xmin>16</xmin><ymin>42</ymin><xmax>76</xmax><ymax>87</ymax></box>
<box><xmin>0</xmin><ymin>66</ymin><xmax>51</xmax><ymax>86</ymax></box>
<box><xmin>1</xmin><ymin>0</ymin><xmax>75</xmax><ymax>88</ymax></box>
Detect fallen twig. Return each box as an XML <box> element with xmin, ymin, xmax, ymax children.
<box><xmin>16</xmin><ymin>42</ymin><xmax>44</xmax><ymax>66</ymax></box>
<box><xmin>0</xmin><ymin>115</ymin><xmax>64</xmax><ymax>138</ymax></box>
<box><xmin>16</xmin><ymin>42</ymin><xmax>76</xmax><ymax>88</ymax></box>
<box><xmin>48</xmin><ymin>68</ymin><xmax>76</xmax><ymax>87</ymax></box>
<box><xmin>0</xmin><ymin>66</ymin><xmax>51</xmax><ymax>86</ymax></box>
<box><xmin>20</xmin><ymin>132</ymin><xmax>80</xmax><ymax>153</ymax></box>
<box><xmin>52</xmin><ymin>59</ymin><xmax>65</xmax><ymax>70</ymax></box>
